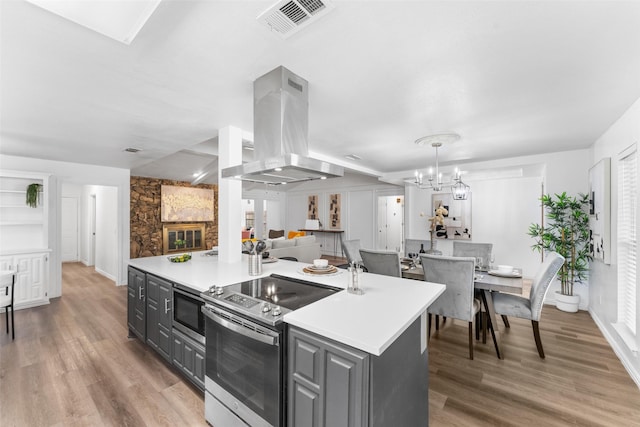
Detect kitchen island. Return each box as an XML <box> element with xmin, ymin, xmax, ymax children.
<box><xmin>128</xmin><ymin>252</ymin><xmax>445</xmax><ymax>426</ymax></box>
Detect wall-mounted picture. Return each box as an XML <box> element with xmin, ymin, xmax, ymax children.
<box><xmin>588</xmin><ymin>158</ymin><xmax>611</xmax><ymax>264</ymax></box>
<box><xmin>329</xmin><ymin>193</ymin><xmax>341</xmax><ymax>229</ymax></box>
<box><xmin>161</xmin><ymin>185</ymin><xmax>215</xmax><ymax>222</ymax></box>
<box><xmin>431</xmin><ymin>193</ymin><xmax>471</xmax><ymax>240</ymax></box>
<box><xmin>308</xmin><ymin>195</ymin><xmax>318</xmax><ymax>219</ymax></box>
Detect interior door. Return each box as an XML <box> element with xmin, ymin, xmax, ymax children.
<box><xmin>61</xmin><ymin>197</ymin><xmax>79</xmax><ymax>262</ymax></box>
<box><xmin>376</xmin><ymin>195</ymin><xmax>404</xmax><ymax>252</ymax></box>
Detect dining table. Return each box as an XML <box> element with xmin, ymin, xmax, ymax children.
<box><xmin>402</xmin><ymin>264</ymin><xmax>523</xmax><ymax>359</ymax></box>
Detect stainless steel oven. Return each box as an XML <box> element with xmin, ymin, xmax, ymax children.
<box><xmin>203</xmin><ymin>304</ymin><xmax>283</xmax><ymax>427</ymax></box>
<box><xmin>173</xmin><ymin>284</ymin><xmax>205</xmax><ymax>345</ymax></box>
<box><xmin>201</xmin><ymin>274</ymin><xmax>340</xmax><ymax>427</ymax></box>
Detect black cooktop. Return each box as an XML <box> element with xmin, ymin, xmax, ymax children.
<box><xmin>226</xmin><ymin>274</ymin><xmax>340</xmax><ymax>311</ymax></box>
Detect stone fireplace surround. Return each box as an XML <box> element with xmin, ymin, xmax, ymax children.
<box><xmin>130</xmin><ymin>176</ymin><xmax>218</xmax><ymax>259</ymax></box>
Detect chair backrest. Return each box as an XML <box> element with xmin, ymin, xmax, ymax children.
<box><xmin>452</xmin><ymin>242</ymin><xmax>493</xmax><ymax>269</ymax></box>
<box><xmin>529</xmin><ymin>252</ymin><xmax>565</xmax><ymax>321</ymax></box>
<box><xmin>341</xmin><ymin>239</ymin><xmax>363</xmax><ymax>264</ymax></box>
<box><xmin>405</xmin><ymin>239</ymin><xmax>436</xmax><ymax>257</ymax></box>
<box><xmin>419</xmin><ymin>254</ymin><xmax>476</xmax><ymax>322</ymax></box>
<box><xmin>0</xmin><ymin>270</ymin><xmax>15</xmax><ymax>307</ymax></box>
<box><xmin>359</xmin><ymin>249</ymin><xmax>401</xmax><ymax>277</ymax></box>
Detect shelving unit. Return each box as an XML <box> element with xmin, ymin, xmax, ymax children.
<box><xmin>0</xmin><ymin>170</ymin><xmax>51</xmax><ymax>309</ymax></box>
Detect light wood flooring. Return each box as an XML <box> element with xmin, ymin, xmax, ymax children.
<box><xmin>1</xmin><ymin>262</ymin><xmax>639</xmax><ymax>426</ymax></box>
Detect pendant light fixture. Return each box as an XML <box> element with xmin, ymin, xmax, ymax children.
<box><xmin>413</xmin><ymin>133</ymin><xmax>470</xmax><ymax>200</ymax></box>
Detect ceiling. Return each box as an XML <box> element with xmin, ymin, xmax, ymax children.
<box><xmin>2</xmin><ymin>1</ymin><xmax>640</xmax><ymax>185</ymax></box>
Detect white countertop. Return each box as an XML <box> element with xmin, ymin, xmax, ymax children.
<box><xmin>128</xmin><ymin>252</ymin><xmax>445</xmax><ymax>356</ymax></box>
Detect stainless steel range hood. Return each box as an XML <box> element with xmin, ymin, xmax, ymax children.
<box><xmin>221</xmin><ymin>66</ymin><xmax>343</xmax><ymax>185</ymax></box>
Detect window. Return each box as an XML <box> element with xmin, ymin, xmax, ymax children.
<box><xmin>615</xmin><ymin>145</ymin><xmax>638</xmax><ymax>352</ymax></box>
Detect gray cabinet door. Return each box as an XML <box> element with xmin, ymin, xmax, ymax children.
<box><xmin>146</xmin><ymin>274</ymin><xmax>173</xmax><ymax>362</ymax></box>
<box><xmin>289</xmin><ymin>327</ymin><xmax>369</xmax><ymax>427</ymax></box>
<box><xmin>127</xmin><ymin>267</ymin><xmax>146</xmax><ymax>341</ymax></box>
<box><xmin>172</xmin><ymin>327</ymin><xmax>205</xmax><ymax>391</ymax></box>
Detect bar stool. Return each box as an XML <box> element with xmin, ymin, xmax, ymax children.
<box><xmin>1</xmin><ymin>270</ymin><xmax>16</xmax><ymax>340</ymax></box>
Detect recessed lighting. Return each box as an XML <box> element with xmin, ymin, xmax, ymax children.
<box><xmin>193</xmin><ymin>172</ymin><xmax>201</xmax><ymax>177</ymax></box>
<box><xmin>320</xmin><ymin>176</ymin><xmax>327</xmax><ymax>180</ymax></box>
<box><xmin>344</xmin><ymin>154</ymin><xmax>361</xmax><ymax>161</ymax></box>
<box><xmin>274</xmin><ymin>167</ymin><xmax>283</xmax><ymax>172</ymax></box>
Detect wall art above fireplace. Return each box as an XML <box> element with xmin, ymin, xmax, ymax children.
<box><xmin>161</xmin><ymin>185</ymin><xmax>214</xmax><ymax>222</ymax></box>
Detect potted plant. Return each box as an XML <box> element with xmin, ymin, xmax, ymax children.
<box><xmin>527</xmin><ymin>192</ymin><xmax>592</xmax><ymax>312</ymax></box>
<box><xmin>26</xmin><ymin>183</ymin><xmax>42</xmax><ymax>208</ymax></box>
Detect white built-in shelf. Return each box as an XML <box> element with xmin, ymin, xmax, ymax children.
<box><xmin>0</xmin><ymin>220</ymin><xmax>44</xmax><ymax>226</ymax></box>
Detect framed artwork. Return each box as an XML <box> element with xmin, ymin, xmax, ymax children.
<box><xmin>588</xmin><ymin>158</ymin><xmax>611</xmax><ymax>264</ymax></box>
<box><xmin>329</xmin><ymin>193</ymin><xmax>341</xmax><ymax>229</ymax></box>
<box><xmin>431</xmin><ymin>193</ymin><xmax>472</xmax><ymax>240</ymax></box>
<box><xmin>308</xmin><ymin>195</ymin><xmax>318</xmax><ymax>219</ymax></box>
<box><xmin>161</xmin><ymin>185</ymin><xmax>214</xmax><ymax>222</ymax></box>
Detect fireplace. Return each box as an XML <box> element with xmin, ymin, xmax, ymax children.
<box><xmin>163</xmin><ymin>223</ymin><xmax>206</xmax><ymax>254</ymax></box>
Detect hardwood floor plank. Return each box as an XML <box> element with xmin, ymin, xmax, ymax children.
<box><xmin>1</xmin><ymin>262</ymin><xmax>639</xmax><ymax>426</ymax></box>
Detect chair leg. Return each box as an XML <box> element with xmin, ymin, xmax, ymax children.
<box><xmin>435</xmin><ymin>315</ymin><xmax>440</xmax><ymax>331</ymax></box>
<box><xmin>532</xmin><ymin>320</ymin><xmax>544</xmax><ymax>358</ymax></box>
<box><xmin>482</xmin><ymin>312</ymin><xmax>487</xmax><ymax>344</ymax></box>
<box><xmin>468</xmin><ymin>322</ymin><xmax>474</xmax><ymax>360</ymax></box>
<box><xmin>5</xmin><ymin>308</ymin><xmax>8</xmax><ymax>334</ymax></box>
<box><xmin>442</xmin><ymin>316</ymin><xmax>447</xmax><ymax>325</ymax></box>
<box><xmin>11</xmin><ymin>306</ymin><xmax>14</xmax><ymax>340</ymax></box>
<box><xmin>427</xmin><ymin>313</ymin><xmax>432</xmax><ymax>341</ymax></box>
<box><xmin>475</xmin><ymin>312</ymin><xmax>480</xmax><ymax>340</ymax></box>
<box><xmin>502</xmin><ymin>315</ymin><xmax>510</xmax><ymax>328</ymax></box>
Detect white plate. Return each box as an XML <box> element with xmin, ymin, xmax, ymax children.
<box><xmin>298</xmin><ymin>267</ymin><xmax>343</xmax><ymax>277</ymax></box>
<box><xmin>306</xmin><ymin>264</ymin><xmax>334</xmax><ymax>271</ymax></box>
<box><xmin>488</xmin><ymin>269</ymin><xmax>522</xmax><ymax>278</ymax></box>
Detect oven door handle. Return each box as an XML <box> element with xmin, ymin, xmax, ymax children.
<box><xmin>202</xmin><ymin>306</ymin><xmax>279</xmax><ymax>347</ymax></box>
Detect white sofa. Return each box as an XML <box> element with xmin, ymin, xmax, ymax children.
<box><xmin>265</xmin><ymin>235</ymin><xmax>321</xmax><ymax>264</ymax></box>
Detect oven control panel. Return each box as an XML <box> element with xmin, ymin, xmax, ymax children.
<box><xmin>225</xmin><ymin>294</ymin><xmax>260</xmax><ymax>309</ymax></box>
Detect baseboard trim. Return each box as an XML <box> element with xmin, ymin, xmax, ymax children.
<box><xmin>94</xmin><ymin>267</ymin><xmax>116</xmax><ymax>283</ymax></box>
<box><xmin>590</xmin><ymin>308</ymin><xmax>640</xmax><ymax>390</ymax></box>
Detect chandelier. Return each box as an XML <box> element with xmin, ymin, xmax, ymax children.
<box><xmin>413</xmin><ymin>133</ymin><xmax>470</xmax><ymax>200</ymax></box>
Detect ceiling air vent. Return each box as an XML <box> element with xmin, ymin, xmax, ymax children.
<box><xmin>257</xmin><ymin>0</ymin><xmax>335</xmax><ymax>38</ymax></box>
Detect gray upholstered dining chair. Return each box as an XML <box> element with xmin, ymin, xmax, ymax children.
<box><xmin>420</xmin><ymin>254</ymin><xmax>482</xmax><ymax>359</ymax></box>
<box><xmin>359</xmin><ymin>249</ymin><xmax>401</xmax><ymax>277</ymax></box>
<box><xmin>452</xmin><ymin>241</ymin><xmax>493</xmax><ymax>271</ymax></box>
<box><xmin>404</xmin><ymin>239</ymin><xmax>436</xmax><ymax>257</ymax></box>
<box><xmin>341</xmin><ymin>239</ymin><xmax>363</xmax><ymax>265</ymax></box>
<box><xmin>491</xmin><ymin>251</ymin><xmax>565</xmax><ymax>358</ymax></box>
<box><xmin>1</xmin><ymin>270</ymin><xmax>16</xmax><ymax>340</ymax></box>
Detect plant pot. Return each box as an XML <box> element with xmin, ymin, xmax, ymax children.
<box><xmin>555</xmin><ymin>291</ymin><xmax>580</xmax><ymax>313</ymax></box>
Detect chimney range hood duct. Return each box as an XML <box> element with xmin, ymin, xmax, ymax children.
<box><xmin>221</xmin><ymin>66</ymin><xmax>343</xmax><ymax>185</ymax></box>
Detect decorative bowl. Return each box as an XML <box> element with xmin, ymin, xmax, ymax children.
<box><xmin>168</xmin><ymin>253</ymin><xmax>192</xmax><ymax>263</ymax></box>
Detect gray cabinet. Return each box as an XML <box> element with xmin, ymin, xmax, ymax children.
<box><xmin>289</xmin><ymin>326</ymin><xmax>369</xmax><ymax>427</ymax></box>
<box><xmin>146</xmin><ymin>274</ymin><xmax>173</xmax><ymax>362</ymax></box>
<box><xmin>289</xmin><ymin>315</ymin><xmax>429</xmax><ymax>427</ymax></box>
<box><xmin>172</xmin><ymin>327</ymin><xmax>205</xmax><ymax>391</ymax></box>
<box><xmin>127</xmin><ymin>266</ymin><xmax>146</xmax><ymax>341</ymax></box>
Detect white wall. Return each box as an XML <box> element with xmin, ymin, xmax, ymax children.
<box><xmin>0</xmin><ymin>155</ymin><xmax>130</xmax><ymax>294</ymax></box>
<box><xmin>589</xmin><ymin>97</ymin><xmax>640</xmax><ymax>387</ymax></box>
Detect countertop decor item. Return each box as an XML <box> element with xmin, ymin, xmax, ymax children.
<box><xmin>26</xmin><ymin>183</ymin><xmax>42</xmax><ymax>208</ymax></box>
<box><xmin>168</xmin><ymin>253</ymin><xmax>192</xmax><ymax>263</ymax></box>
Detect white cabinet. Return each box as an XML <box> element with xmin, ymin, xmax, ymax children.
<box><xmin>0</xmin><ymin>170</ymin><xmax>51</xmax><ymax>309</ymax></box>
<box><xmin>0</xmin><ymin>251</ymin><xmax>49</xmax><ymax>309</ymax></box>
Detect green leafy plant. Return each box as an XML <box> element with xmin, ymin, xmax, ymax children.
<box><xmin>174</xmin><ymin>239</ymin><xmax>186</xmax><ymax>249</ymax></box>
<box><xmin>527</xmin><ymin>192</ymin><xmax>592</xmax><ymax>296</ymax></box>
<box><xmin>26</xmin><ymin>183</ymin><xmax>42</xmax><ymax>208</ymax></box>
